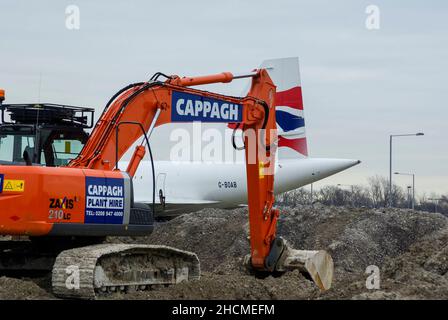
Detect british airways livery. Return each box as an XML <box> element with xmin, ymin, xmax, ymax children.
<box><xmin>122</xmin><ymin>57</ymin><xmax>360</xmax><ymax>218</ymax></box>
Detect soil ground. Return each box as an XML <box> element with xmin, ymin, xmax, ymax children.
<box><xmin>1</xmin><ymin>205</ymin><xmax>447</xmax><ymax>300</ymax></box>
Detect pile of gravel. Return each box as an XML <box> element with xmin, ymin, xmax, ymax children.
<box><xmin>0</xmin><ymin>276</ymin><xmax>53</xmax><ymax>300</ymax></box>
<box><xmin>277</xmin><ymin>205</ymin><xmax>448</xmax><ymax>273</ymax></box>
<box><xmin>111</xmin><ymin>208</ymin><xmax>250</xmax><ymax>273</ymax></box>
<box><xmin>111</xmin><ymin>205</ymin><xmax>448</xmax><ymax>299</ymax></box>
<box><xmin>2</xmin><ymin>205</ymin><xmax>447</xmax><ymax>299</ymax></box>
<box><xmin>112</xmin><ymin>205</ymin><xmax>448</xmax><ymax>275</ymax></box>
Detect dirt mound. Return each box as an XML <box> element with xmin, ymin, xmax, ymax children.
<box><xmin>365</xmin><ymin>227</ymin><xmax>448</xmax><ymax>299</ymax></box>
<box><xmin>111</xmin><ymin>208</ymin><xmax>250</xmax><ymax>274</ymax></box>
<box><xmin>105</xmin><ymin>270</ymin><xmax>319</xmax><ymax>300</ymax></box>
<box><xmin>108</xmin><ymin>205</ymin><xmax>448</xmax><ymax>300</ymax></box>
<box><xmin>0</xmin><ymin>276</ymin><xmax>53</xmax><ymax>300</ymax></box>
<box><xmin>323</xmin><ymin>227</ymin><xmax>448</xmax><ymax>300</ymax></box>
<box><xmin>112</xmin><ymin>205</ymin><xmax>447</xmax><ymax>274</ymax></box>
<box><xmin>1</xmin><ymin>205</ymin><xmax>447</xmax><ymax>299</ymax></box>
<box><xmin>277</xmin><ymin>205</ymin><xmax>447</xmax><ymax>273</ymax></box>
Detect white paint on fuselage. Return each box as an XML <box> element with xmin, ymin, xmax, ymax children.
<box><xmin>124</xmin><ymin>158</ymin><xmax>360</xmax><ymax>216</ymax></box>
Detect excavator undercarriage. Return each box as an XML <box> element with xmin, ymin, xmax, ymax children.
<box><xmin>0</xmin><ymin>237</ymin><xmax>200</xmax><ymax>299</ymax></box>
<box><xmin>52</xmin><ymin>244</ymin><xmax>200</xmax><ymax>299</ymax></box>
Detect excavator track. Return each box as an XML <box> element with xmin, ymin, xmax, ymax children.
<box><xmin>52</xmin><ymin>244</ymin><xmax>200</xmax><ymax>299</ymax></box>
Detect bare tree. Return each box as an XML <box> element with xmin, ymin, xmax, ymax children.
<box><xmin>275</xmin><ymin>175</ymin><xmax>446</xmax><ymax>214</ymax></box>
<box><xmin>367</xmin><ymin>175</ymin><xmax>384</xmax><ymax>207</ymax></box>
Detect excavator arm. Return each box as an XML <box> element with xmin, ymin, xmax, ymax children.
<box><xmin>68</xmin><ymin>69</ymin><xmax>280</xmax><ymax>266</ymax></box>
<box><xmin>69</xmin><ymin>69</ymin><xmax>333</xmax><ymax>289</ymax></box>
<box><xmin>69</xmin><ymin>71</ymin><xmax>273</xmax><ymax>172</ymax></box>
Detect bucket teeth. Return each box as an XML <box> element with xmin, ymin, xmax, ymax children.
<box><xmin>276</xmin><ymin>243</ymin><xmax>334</xmax><ymax>291</ymax></box>
<box><xmin>243</xmin><ymin>237</ymin><xmax>334</xmax><ymax>291</ymax></box>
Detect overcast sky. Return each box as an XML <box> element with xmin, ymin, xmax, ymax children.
<box><xmin>1</xmin><ymin>0</ymin><xmax>447</xmax><ymax>195</ymax></box>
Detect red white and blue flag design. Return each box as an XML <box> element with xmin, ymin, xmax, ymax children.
<box><xmin>275</xmin><ymin>86</ymin><xmax>308</xmax><ymax>157</ymax></box>
<box><xmin>228</xmin><ymin>58</ymin><xmax>308</xmax><ymax>158</ymax></box>
<box><xmin>261</xmin><ymin>57</ymin><xmax>308</xmax><ymax>158</ymax></box>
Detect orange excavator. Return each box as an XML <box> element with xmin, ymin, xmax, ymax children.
<box><xmin>0</xmin><ymin>69</ymin><xmax>333</xmax><ymax>299</ymax></box>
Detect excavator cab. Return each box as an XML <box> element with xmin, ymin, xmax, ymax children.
<box><xmin>0</xmin><ymin>101</ymin><xmax>94</xmax><ymax>167</ymax></box>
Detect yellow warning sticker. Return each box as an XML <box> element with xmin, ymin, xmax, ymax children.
<box><xmin>3</xmin><ymin>180</ymin><xmax>25</xmax><ymax>192</ymax></box>
<box><xmin>259</xmin><ymin>161</ymin><xmax>265</xmax><ymax>179</ymax></box>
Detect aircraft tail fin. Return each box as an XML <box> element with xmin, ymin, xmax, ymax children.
<box><xmin>260</xmin><ymin>57</ymin><xmax>308</xmax><ymax>159</ymax></box>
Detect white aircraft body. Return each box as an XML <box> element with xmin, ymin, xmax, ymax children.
<box><xmin>122</xmin><ymin>58</ymin><xmax>360</xmax><ymax>218</ymax></box>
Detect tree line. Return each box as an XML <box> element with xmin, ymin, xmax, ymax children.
<box><xmin>275</xmin><ymin>175</ymin><xmax>448</xmax><ymax>215</ymax></box>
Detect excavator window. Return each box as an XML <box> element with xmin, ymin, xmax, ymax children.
<box><xmin>0</xmin><ymin>103</ymin><xmax>94</xmax><ymax>166</ymax></box>
<box><xmin>0</xmin><ymin>127</ymin><xmax>87</xmax><ymax>166</ymax></box>
<box><xmin>0</xmin><ymin>131</ymin><xmax>35</xmax><ymax>164</ymax></box>
<box><xmin>39</xmin><ymin>129</ymin><xmax>88</xmax><ymax>167</ymax></box>
<box><xmin>49</xmin><ymin>138</ymin><xmax>84</xmax><ymax>166</ymax></box>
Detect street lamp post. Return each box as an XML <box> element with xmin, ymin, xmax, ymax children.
<box><xmin>310</xmin><ymin>172</ymin><xmax>316</xmax><ymax>208</ymax></box>
<box><xmin>394</xmin><ymin>172</ymin><xmax>415</xmax><ymax>210</ymax></box>
<box><xmin>407</xmin><ymin>186</ymin><xmax>412</xmax><ymax>208</ymax></box>
<box><xmin>310</xmin><ymin>183</ymin><xmax>313</xmax><ymax>207</ymax></box>
<box><xmin>389</xmin><ymin>133</ymin><xmax>424</xmax><ymax>207</ymax></box>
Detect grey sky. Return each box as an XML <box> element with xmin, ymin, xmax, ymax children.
<box><xmin>1</xmin><ymin>0</ymin><xmax>447</xmax><ymax>195</ymax></box>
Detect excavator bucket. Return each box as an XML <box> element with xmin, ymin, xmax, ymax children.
<box><xmin>247</xmin><ymin>237</ymin><xmax>334</xmax><ymax>291</ymax></box>
<box><xmin>276</xmin><ymin>244</ymin><xmax>334</xmax><ymax>291</ymax></box>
